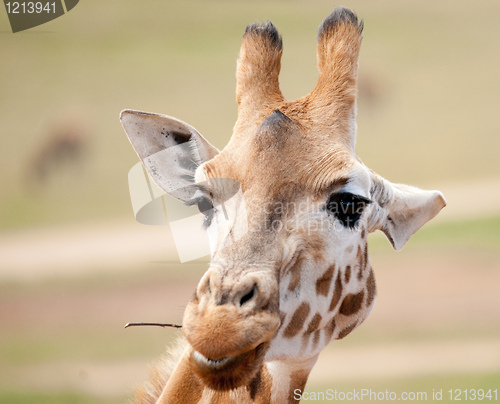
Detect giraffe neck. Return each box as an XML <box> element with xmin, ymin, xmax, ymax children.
<box><xmin>143</xmin><ymin>251</ymin><xmax>376</xmax><ymax>404</ymax></box>
<box><xmin>154</xmin><ymin>351</ymin><xmax>318</xmax><ymax>404</ymax></box>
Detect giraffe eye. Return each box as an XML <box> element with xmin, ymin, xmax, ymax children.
<box><xmin>197</xmin><ymin>196</ymin><xmax>214</xmax><ymax>214</ymax></box>
<box><xmin>327</xmin><ymin>192</ymin><xmax>371</xmax><ymax>228</ymax></box>
<box><xmin>197</xmin><ymin>197</ymin><xmax>215</xmax><ymax>228</ymax></box>
<box><xmin>186</xmin><ymin>192</ymin><xmax>215</xmax><ymax>228</ymax></box>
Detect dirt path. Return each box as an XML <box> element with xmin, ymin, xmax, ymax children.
<box><xmin>0</xmin><ymin>220</ymin><xmax>179</xmax><ymax>281</ymax></box>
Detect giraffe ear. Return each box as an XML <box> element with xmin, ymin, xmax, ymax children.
<box><xmin>120</xmin><ymin>110</ymin><xmax>219</xmax><ymax>202</ymax></box>
<box><xmin>376</xmin><ymin>182</ymin><xmax>446</xmax><ymax>250</ymax></box>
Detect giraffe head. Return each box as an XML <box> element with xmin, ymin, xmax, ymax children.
<box><xmin>121</xmin><ymin>7</ymin><xmax>445</xmax><ymax>392</ymax></box>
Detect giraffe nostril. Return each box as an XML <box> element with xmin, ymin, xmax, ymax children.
<box><xmin>239</xmin><ymin>284</ymin><xmax>257</xmax><ymax>307</ymax></box>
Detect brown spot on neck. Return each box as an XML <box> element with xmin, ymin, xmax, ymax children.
<box><xmin>312</xmin><ymin>329</ymin><xmax>322</xmax><ymax>350</ymax></box>
<box><xmin>344</xmin><ymin>265</ymin><xmax>351</xmax><ymax>283</ymax></box>
<box><xmin>329</xmin><ymin>274</ymin><xmax>343</xmax><ymax>312</ymax></box>
<box><xmin>337</xmin><ymin>322</ymin><xmax>358</xmax><ymax>340</ymax></box>
<box><xmin>366</xmin><ymin>267</ymin><xmax>376</xmax><ymax>307</ymax></box>
<box><xmin>339</xmin><ymin>290</ymin><xmax>365</xmax><ymax>316</ymax></box>
<box><xmin>316</xmin><ymin>264</ymin><xmax>335</xmax><ymax>296</ymax></box>
<box><xmin>284</xmin><ymin>302</ymin><xmax>311</xmax><ymax>338</ymax></box>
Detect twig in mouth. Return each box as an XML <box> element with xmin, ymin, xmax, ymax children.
<box><xmin>124</xmin><ymin>322</ymin><xmax>182</xmax><ymax>329</ymax></box>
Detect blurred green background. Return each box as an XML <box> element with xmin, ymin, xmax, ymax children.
<box><xmin>0</xmin><ymin>0</ymin><xmax>499</xmax><ymax>402</ymax></box>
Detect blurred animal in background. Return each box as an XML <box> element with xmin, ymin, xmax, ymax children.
<box><xmin>25</xmin><ymin>110</ymin><xmax>89</xmax><ymax>189</ymax></box>
<box><xmin>358</xmin><ymin>73</ymin><xmax>385</xmax><ymax>107</ymax></box>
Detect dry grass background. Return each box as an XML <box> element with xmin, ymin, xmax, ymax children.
<box><xmin>0</xmin><ymin>0</ymin><xmax>499</xmax><ymax>402</ymax></box>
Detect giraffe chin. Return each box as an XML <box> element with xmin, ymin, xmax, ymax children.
<box><xmin>188</xmin><ymin>342</ymin><xmax>269</xmax><ymax>391</ymax></box>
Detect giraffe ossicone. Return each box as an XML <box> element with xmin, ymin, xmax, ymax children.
<box><xmin>121</xmin><ymin>7</ymin><xmax>446</xmax><ymax>403</ymax></box>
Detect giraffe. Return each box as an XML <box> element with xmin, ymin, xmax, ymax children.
<box><xmin>120</xmin><ymin>7</ymin><xmax>446</xmax><ymax>403</ymax></box>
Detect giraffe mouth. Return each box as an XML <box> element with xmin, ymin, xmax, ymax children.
<box><xmin>192</xmin><ymin>350</ymin><xmax>232</xmax><ymax>370</ymax></box>
<box><xmin>189</xmin><ymin>342</ymin><xmax>268</xmax><ymax>390</ymax></box>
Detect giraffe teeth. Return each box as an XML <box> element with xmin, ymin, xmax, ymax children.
<box><xmin>193</xmin><ymin>350</ymin><xmax>231</xmax><ymax>369</ymax></box>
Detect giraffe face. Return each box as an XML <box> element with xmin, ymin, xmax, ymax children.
<box><xmin>120</xmin><ymin>7</ymin><xmax>445</xmax><ymax>394</ymax></box>
<box><xmin>181</xmin><ymin>111</ymin><xmax>381</xmax><ymax>390</ymax></box>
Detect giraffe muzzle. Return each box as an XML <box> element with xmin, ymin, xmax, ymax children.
<box><xmin>182</xmin><ymin>270</ymin><xmax>280</xmax><ymax>389</ymax></box>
